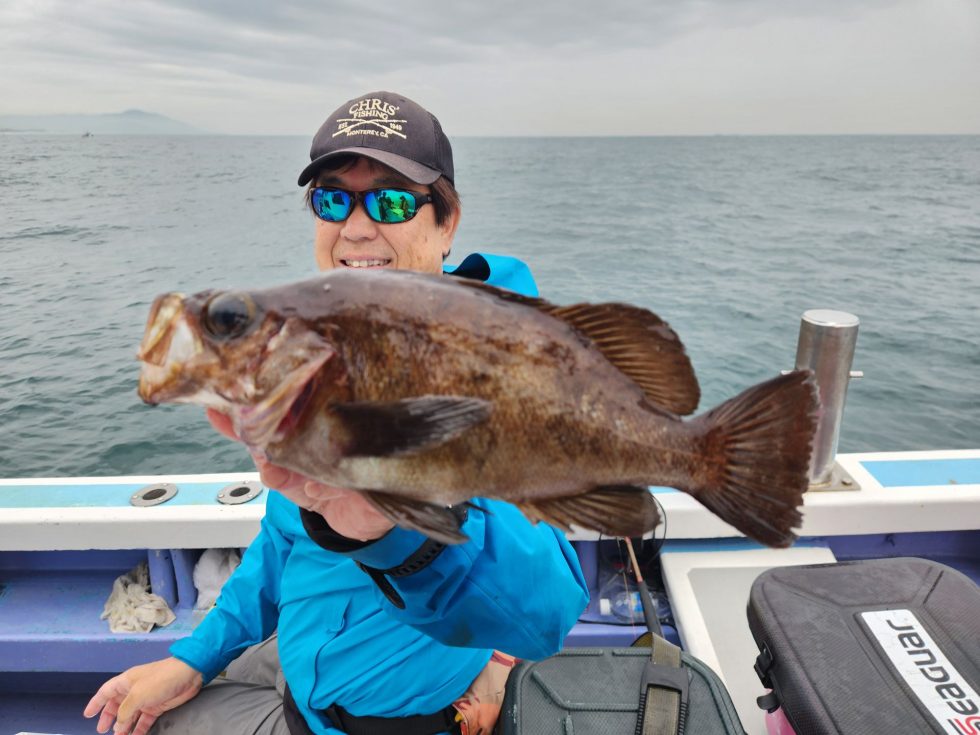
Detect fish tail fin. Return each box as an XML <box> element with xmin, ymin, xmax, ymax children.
<box><xmin>683</xmin><ymin>370</ymin><xmax>818</xmax><ymax>548</ymax></box>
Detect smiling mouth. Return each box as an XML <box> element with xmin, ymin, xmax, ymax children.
<box><xmin>341</xmin><ymin>258</ymin><xmax>392</xmax><ymax>268</ymax></box>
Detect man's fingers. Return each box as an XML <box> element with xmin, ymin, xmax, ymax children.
<box><xmin>84</xmin><ymin>676</ymin><xmax>124</xmax><ymax>717</ymax></box>
<box><xmin>303</xmin><ymin>481</ymin><xmax>345</xmax><ymax>502</ymax></box>
<box><xmin>256</xmin><ymin>460</ymin><xmax>291</xmax><ymax>489</ymax></box>
<box><xmin>95</xmin><ymin>700</ymin><xmax>120</xmax><ymax>734</ymax></box>
<box><xmin>84</xmin><ymin>676</ymin><xmax>127</xmax><ymax>733</ymax></box>
<box><xmin>83</xmin><ymin>693</ymin><xmax>107</xmax><ymax>719</ymax></box>
<box><xmin>132</xmin><ymin>712</ymin><xmax>158</xmax><ymax>735</ymax></box>
<box><xmin>115</xmin><ymin>687</ymin><xmax>146</xmax><ymax>733</ymax></box>
<box><xmin>254</xmin><ymin>456</ymin><xmax>310</xmax><ymax>493</ymax></box>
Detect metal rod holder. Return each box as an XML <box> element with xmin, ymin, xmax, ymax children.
<box><xmin>794</xmin><ymin>310</ymin><xmax>861</xmax><ymax>487</ymax></box>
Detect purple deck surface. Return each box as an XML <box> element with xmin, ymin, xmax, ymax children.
<box><xmin>0</xmin><ymin>689</ymin><xmax>101</xmax><ymax>735</ymax></box>
<box><xmin>0</xmin><ymin>564</ymin><xmax>203</xmax><ymax>673</ymax></box>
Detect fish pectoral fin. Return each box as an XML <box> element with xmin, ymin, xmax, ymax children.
<box><xmin>362</xmin><ymin>490</ymin><xmax>470</xmax><ymax>545</ymax></box>
<box><xmin>518</xmin><ymin>485</ymin><xmax>660</xmax><ymax>537</ymax></box>
<box><xmin>332</xmin><ymin>395</ymin><xmax>491</xmax><ymax>457</ymax></box>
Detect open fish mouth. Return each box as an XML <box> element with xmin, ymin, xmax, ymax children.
<box><xmin>137</xmin><ymin>294</ymin><xmax>212</xmax><ymax>405</ymax></box>
<box><xmin>138</xmin><ymin>294</ymin><xmax>190</xmax><ymax>366</ymax></box>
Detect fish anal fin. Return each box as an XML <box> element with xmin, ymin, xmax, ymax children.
<box><xmin>519</xmin><ymin>485</ymin><xmax>661</xmax><ymax>538</ymax></box>
<box><xmin>362</xmin><ymin>490</ymin><xmax>469</xmax><ymax>545</ymax></box>
<box><xmin>332</xmin><ymin>395</ymin><xmax>491</xmax><ymax>458</ymax></box>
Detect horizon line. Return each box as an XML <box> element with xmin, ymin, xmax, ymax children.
<box><xmin>2</xmin><ymin>130</ymin><xmax>979</xmax><ymax>138</ymax></box>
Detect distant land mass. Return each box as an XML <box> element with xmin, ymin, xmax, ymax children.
<box><xmin>0</xmin><ymin>109</ymin><xmax>208</xmax><ymax>135</ymax></box>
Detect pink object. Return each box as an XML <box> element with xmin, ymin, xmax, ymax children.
<box><xmin>765</xmin><ymin>706</ymin><xmax>797</xmax><ymax>735</ymax></box>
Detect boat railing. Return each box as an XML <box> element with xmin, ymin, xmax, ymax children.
<box><xmin>790</xmin><ymin>309</ymin><xmax>864</xmax><ymax>492</ymax></box>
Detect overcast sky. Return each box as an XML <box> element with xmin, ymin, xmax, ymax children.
<box><xmin>2</xmin><ymin>0</ymin><xmax>978</xmax><ymax>136</ymax></box>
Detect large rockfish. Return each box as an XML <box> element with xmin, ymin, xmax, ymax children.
<box><xmin>137</xmin><ymin>269</ymin><xmax>818</xmax><ymax>547</ymax></box>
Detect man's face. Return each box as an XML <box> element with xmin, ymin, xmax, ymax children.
<box><xmin>313</xmin><ymin>157</ymin><xmax>459</xmax><ymax>275</ymax></box>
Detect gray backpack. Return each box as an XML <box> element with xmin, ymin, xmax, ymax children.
<box><xmin>498</xmin><ymin>635</ymin><xmax>746</xmax><ymax>735</ymax></box>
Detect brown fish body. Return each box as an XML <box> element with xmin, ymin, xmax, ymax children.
<box><xmin>138</xmin><ymin>269</ymin><xmax>817</xmax><ymax>547</ymax></box>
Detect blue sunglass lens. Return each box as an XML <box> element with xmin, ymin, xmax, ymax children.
<box><xmin>364</xmin><ymin>189</ymin><xmax>418</xmax><ymax>223</ymax></box>
<box><xmin>312</xmin><ymin>189</ymin><xmax>352</xmax><ymax>222</ymax></box>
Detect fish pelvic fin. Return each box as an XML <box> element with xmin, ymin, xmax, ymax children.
<box><xmin>362</xmin><ymin>490</ymin><xmax>470</xmax><ymax>545</ymax></box>
<box><xmin>684</xmin><ymin>370</ymin><xmax>818</xmax><ymax>548</ymax></box>
<box><xmin>332</xmin><ymin>395</ymin><xmax>491</xmax><ymax>457</ymax></box>
<box><xmin>519</xmin><ymin>485</ymin><xmax>660</xmax><ymax>537</ymax></box>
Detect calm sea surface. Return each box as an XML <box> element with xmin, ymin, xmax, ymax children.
<box><xmin>1</xmin><ymin>134</ymin><xmax>978</xmax><ymax>479</ymax></box>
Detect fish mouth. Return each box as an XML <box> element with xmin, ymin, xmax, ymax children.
<box><xmin>340</xmin><ymin>258</ymin><xmax>392</xmax><ymax>269</ymax></box>
<box><xmin>138</xmin><ymin>293</ymin><xmax>188</xmax><ymax>367</ymax></box>
<box><xmin>137</xmin><ymin>295</ymin><xmax>214</xmax><ymax>405</ymax></box>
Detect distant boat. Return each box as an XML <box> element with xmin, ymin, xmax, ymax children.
<box><xmin>82</xmin><ymin>131</ymin><xmax>93</xmax><ymax>137</ymax></box>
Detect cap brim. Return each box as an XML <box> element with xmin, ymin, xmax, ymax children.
<box><xmin>297</xmin><ymin>147</ymin><xmax>442</xmax><ymax>186</ymax></box>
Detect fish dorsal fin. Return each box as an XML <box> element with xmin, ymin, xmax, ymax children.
<box><xmin>518</xmin><ymin>485</ymin><xmax>661</xmax><ymax>537</ymax></box>
<box><xmin>451</xmin><ymin>279</ymin><xmax>700</xmax><ymax>415</ymax></box>
<box><xmin>545</xmin><ymin>303</ymin><xmax>700</xmax><ymax>415</ymax></box>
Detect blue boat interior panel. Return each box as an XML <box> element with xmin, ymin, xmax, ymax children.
<box><xmin>861</xmin><ymin>458</ymin><xmax>980</xmax><ymax>487</ymax></box>
<box><xmin>0</xmin><ymin>481</ymin><xmax>268</xmax><ymax>508</ymax></box>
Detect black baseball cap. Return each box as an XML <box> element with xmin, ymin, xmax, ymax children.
<box><xmin>298</xmin><ymin>91</ymin><xmax>454</xmax><ymax>187</ymax></box>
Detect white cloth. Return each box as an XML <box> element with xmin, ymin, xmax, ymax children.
<box><xmin>193</xmin><ymin>547</ymin><xmax>241</xmax><ymax>610</ymax></box>
<box><xmin>101</xmin><ymin>560</ymin><xmax>176</xmax><ymax>633</ymax></box>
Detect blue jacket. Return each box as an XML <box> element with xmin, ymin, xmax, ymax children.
<box><xmin>170</xmin><ymin>255</ymin><xmax>590</xmax><ymax>734</ymax></box>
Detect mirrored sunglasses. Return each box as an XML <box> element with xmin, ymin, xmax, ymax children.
<box><xmin>311</xmin><ymin>187</ymin><xmax>433</xmax><ymax>224</ymax></box>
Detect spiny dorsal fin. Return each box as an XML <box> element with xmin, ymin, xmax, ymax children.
<box><xmin>518</xmin><ymin>485</ymin><xmax>661</xmax><ymax>537</ymax></box>
<box><xmin>450</xmin><ymin>278</ymin><xmax>700</xmax><ymax>415</ymax></box>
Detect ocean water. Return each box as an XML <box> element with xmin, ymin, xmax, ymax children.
<box><xmin>0</xmin><ymin>134</ymin><xmax>978</xmax><ymax>479</ymax></box>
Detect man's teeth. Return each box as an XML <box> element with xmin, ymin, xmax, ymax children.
<box><xmin>344</xmin><ymin>259</ymin><xmax>389</xmax><ymax>268</ymax></box>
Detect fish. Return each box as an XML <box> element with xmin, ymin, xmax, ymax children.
<box><xmin>137</xmin><ymin>269</ymin><xmax>818</xmax><ymax>548</ymax></box>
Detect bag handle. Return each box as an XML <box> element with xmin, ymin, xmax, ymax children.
<box><xmin>624</xmin><ymin>538</ymin><xmax>690</xmax><ymax>735</ymax></box>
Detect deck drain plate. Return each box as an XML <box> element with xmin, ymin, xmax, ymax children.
<box><xmin>217</xmin><ymin>481</ymin><xmax>263</xmax><ymax>505</ymax></box>
<box><xmin>130</xmin><ymin>483</ymin><xmax>178</xmax><ymax>507</ymax></box>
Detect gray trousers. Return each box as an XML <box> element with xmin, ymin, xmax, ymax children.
<box><xmin>150</xmin><ymin>634</ymin><xmax>291</xmax><ymax>735</ymax></box>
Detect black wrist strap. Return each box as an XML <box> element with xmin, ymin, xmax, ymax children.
<box><xmin>357</xmin><ymin>504</ymin><xmax>469</xmax><ymax>609</ymax></box>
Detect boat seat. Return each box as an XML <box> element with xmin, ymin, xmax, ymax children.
<box><xmin>661</xmin><ymin>542</ymin><xmax>837</xmax><ymax>735</ymax></box>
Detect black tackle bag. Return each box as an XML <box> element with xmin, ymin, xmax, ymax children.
<box><xmin>498</xmin><ymin>634</ymin><xmax>746</xmax><ymax>735</ymax></box>
<box><xmin>748</xmin><ymin>557</ymin><xmax>980</xmax><ymax>735</ymax></box>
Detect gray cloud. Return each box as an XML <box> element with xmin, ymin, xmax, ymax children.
<box><xmin>1</xmin><ymin>0</ymin><xmax>976</xmax><ymax>134</ymax></box>
<box><xmin>5</xmin><ymin>0</ymin><xmax>903</xmax><ymax>81</ymax></box>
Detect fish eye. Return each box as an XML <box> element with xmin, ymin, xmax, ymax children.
<box><xmin>203</xmin><ymin>292</ymin><xmax>256</xmax><ymax>340</ymax></box>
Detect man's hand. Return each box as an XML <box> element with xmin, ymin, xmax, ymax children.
<box><xmin>83</xmin><ymin>657</ymin><xmax>203</xmax><ymax>734</ymax></box>
<box><xmin>206</xmin><ymin>409</ymin><xmax>395</xmax><ymax>541</ymax></box>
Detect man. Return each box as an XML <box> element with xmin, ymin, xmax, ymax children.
<box><xmin>85</xmin><ymin>91</ymin><xmax>589</xmax><ymax>735</ymax></box>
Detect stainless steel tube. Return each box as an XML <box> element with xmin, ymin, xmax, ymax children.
<box><xmin>794</xmin><ymin>310</ymin><xmax>860</xmax><ymax>486</ymax></box>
